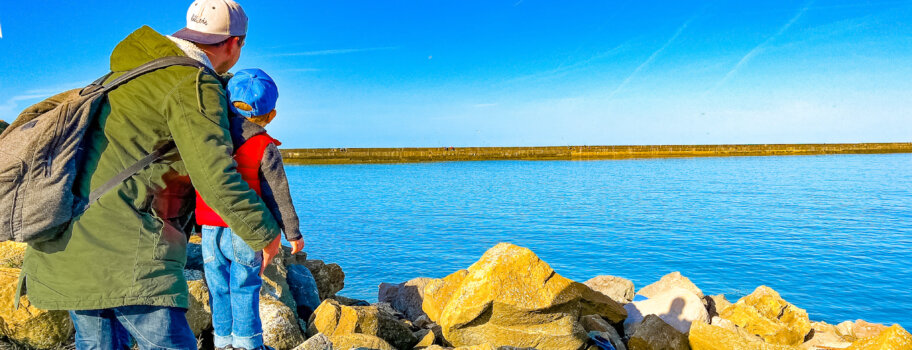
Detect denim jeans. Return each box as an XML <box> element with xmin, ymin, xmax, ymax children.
<box><xmin>201</xmin><ymin>225</ymin><xmax>264</xmax><ymax>349</ymax></box>
<box><xmin>69</xmin><ymin>305</ymin><xmax>197</xmax><ymax>350</ymax></box>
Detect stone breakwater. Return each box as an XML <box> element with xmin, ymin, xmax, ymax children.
<box><xmin>280</xmin><ymin>143</ymin><xmax>912</xmax><ymax>164</ymax></box>
<box><xmin>0</xmin><ymin>241</ymin><xmax>910</xmax><ymax>349</ymax></box>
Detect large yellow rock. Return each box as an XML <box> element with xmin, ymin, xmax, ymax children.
<box><xmin>0</xmin><ymin>242</ymin><xmax>26</xmax><ymax>268</ymax></box>
<box><xmin>331</xmin><ymin>333</ymin><xmax>396</xmax><ymax>350</ymax></box>
<box><xmin>422</xmin><ymin>243</ymin><xmax>626</xmax><ymax>349</ymax></box>
<box><xmin>845</xmin><ymin>324</ymin><xmax>912</xmax><ymax>350</ymax></box>
<box><xmin>0</xmin><ymin>268</ymin><xmax>73</xmax><ymax>349</ymax></box>
<box><xmin>720</xmin><ymin>286</ymin><xmax>811</xmax><ymax>346</ymax></box>
<box><xmin>689</xmin><ymin>320</ymin><xmax>798</xmax><ymax>350</ymax></box>
<box><xmin>307</xmin><ymin>299</ymin><xmax>417</xmax><ymax>349</ymax></box>
<box><xmin>261</xmin><ymin>295</ymin><xmax>306</xmax><ymax>350</ymax></box>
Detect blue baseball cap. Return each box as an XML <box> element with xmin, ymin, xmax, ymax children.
<box><xmin>227</xmin><ymin>68</ymin><xmax>279</xmax><ymax>117</ymax></box>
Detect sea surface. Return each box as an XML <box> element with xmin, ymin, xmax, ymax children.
<box><xmin>284</xmin><ymin>153</ymin><xmax>912</xmax><ymax>328</ymax></box>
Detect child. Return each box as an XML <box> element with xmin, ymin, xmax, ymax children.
<box><xmin>195</xmin><ymin>68</ymin><xmax>305</xmax><ymax>350</ymax></box>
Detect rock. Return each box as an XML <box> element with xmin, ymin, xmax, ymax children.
<box><xmin>262</xmin><ymin>248</ymin><xmax>300</xmax><ymax>317</ymax></box>
<box><xmin>185</xmin><ymin>239</ymin><xmax>203</xmax><ymax>271</ymax></box>
<box><xmin>304</xmin><ymin>259</ymin><xmax>346</xmax><ymax>300</ymax></box>
<box><xmin>637</xmin><ymin>272</ymin><xmax>704</xmax><ymax>299</ymax></box>
<box><xmin>186</xmin><ymin>278</ymin><xmax>212</xmax><ymax>336</ymax></box>
<box><xmin>414</xmin><ymin>315</ymin><xmax>433</xmax><ymax>329</ymax></box>
<box><xmin>421</xmin><ymin>243</ymin><xmax>626</xmax><ymax>349</ymax></box>
<box><xmin>332</xmin><ymin>295</ymin><xmax>371</xmax><ymax>307</ymax></box>
<box><xmin>283</xmin><ymin>245</ymin><xmax>308</xmax><ymax>266</ymax></box>
<box><xmin>0</xmin><ymin>268</ymin><xmax>73</xmax><ymax>348</ymax></box>
<box><xmin>293</xmin><ymin>333</ymin><xmax>334</xmax><ymax>350</ymax></box>
<box><xmin>375</xmin><ymin>302</ymin><xmax>407</xmax><ymax>321</ymax></box>
<box><xmin>307</xmin><ymin>299</ymin><xmax>418</xmax><ymax>350</ymax></box>
<box><xmin>800</xmin><ymin>322</ymin><xmax>852</xmax><ymax>349</ymax></box>
<box><xmin>585</xmin><ymin>275</ymin><xmax>635</xmax><ymax>304</ymax></box>
<box><xmin>719</xmin><ymin>286</ymin><xmax>811</xmax><ymax>346</ymax></box>
<box><xmin>628</xmin><ymin>314</ymin><xmax>690</xmax><ymax>350</ymax></box>
<box><xmin>623</xmin><ymin>287</ymin><xmax>709</xmax><ymax>336</ymax></box>
<box><xmin>688</xmin><ymin>320</ymin><xmax>797</xmax><ymax>350</ymax></box>
<box><xmin>845</xmin><ymin>324</ymin><xmax>912</xmax><ymax>349</ymax></box>
<box><xmin>379</xmin><ymin>277</ymin><xmax>435</xmax><ymax>321</ymax></box>
<box><xmin>0</xmin><ymin>242</ymin><xmax>26</xmax><ymax>268</ymax></box>
<box><xmin>852</xmin><ymin>320</ymin><xmax>889</xmax><ymax>339</ymax></box>
<box><xmin>331</xmin><ymin>333</ymin><xmax>396</xmax><ymax>350</ymax></box>
<box><xmin>836</xmin><ymin>321</ymin><xmax>856</xmax><ymax>342</ymax></box>
<box><xmin>288</xmin><ymin>264</ymin><xmax>323</xmax><ymax>326</ymax></box>
<box><xmin>580</xmin><ymin>315</ymin><xmax>626</xmax><ymax>350</ymax></box>
<box><xmin>414</xmin><ymin>328</ymin><xmax>436</xmax><ymax>348</ymax></box>
<box><xmin>705</xmin><ymin>294</ymin><xmax>732</xmax><ymax>318</ymax></box>
<box><xmin>261</xmin><ymin>294</ymin><xmax>306</xmax><ymax>349</ymax></box>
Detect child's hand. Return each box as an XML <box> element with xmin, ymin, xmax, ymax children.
<box><xmin>290</xmin><ymin>238</ymin><xmax>305</xmax><ymax>255</ymax></box>
<box><xmin>260</xmin><ymin>236</ymin><xmax>282</xmax><ymax>276</ymax></box>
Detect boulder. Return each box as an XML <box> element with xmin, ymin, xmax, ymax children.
<box><xmin>628</xmin><ymin>314</ymin><xmax>690</xmax><ymax>350</ymax></box>
<box><xmin>293</xmin><ymin>333</ymin><xmax>334</xmax><ymax>350</ymax></box>
<box><xmin>800</xmin><ymin>322</ymin><xmax>851</xmax><ymax>349</ymax></box>
<box><xmin>261</xmin><ymin>294</ymin><xmax>306</xmax><ymax>350</ymax></box>
<box><xmin>0</xmin><ymin>242</ymin><xmax>26</xmax><ymax>268</ymax></box>
<box><xmin>288</xmin><ymin>264</ymin><xmax>323</xmax><ymax>325</ymax></box>
<box><xmin>379</xmin><ymin>277</ymin><xmax>435</xmax><ymax>321</ymax></box>
<box><xmin>331</xmin><ymin>333</ymin><xmax>396</xmax><ymax>350</ymax></box>
<box><xmin>845</xmin><ymin>324</ymin><xmax>912</xmax><ymax>349</ymax></box>
<box><xmin>705</xmin><ymin>294</ymin><xmax>732</xmax><ymax>318</ymax></box>
<box><xmin>262</xmin><ymin>248</ymin><xmax>300</xmax><ymax>316</ymax></box>
<box><xmin>185</xmin><ymin>239</ymin><xmax>203</xmax><ymax>271</ymax></box>
<box><xmin>584</xmin><ymin>275</ymin><xmax>635</xmax><ymax>304</ymax></box>
<box><xmin>688</xmin><ymin>320</ymin><xmax>798</xmax><ymax>350</ymax></box>
<box><xmin>307</xmin><ymin>299</ymin><xmax>418</xmax><ymax>350</ymax></box>
<box><xmin>580</xmin><ymin>315</ymin><xmax>625</xmax><ymax>350</ymax></box>
<box><xmin>332</xmin><ymin>295</ymin><xmax>371</xmax><ymax>307</ymax></box>
<box><xmin>414</xmin><ymin>328</ymin><xmax>436</xmax><ymax>348</ymax></box>
<box><xmin>836</xmin><ymin>321</ymin><xmax>856</xmax><ymax>342</ymax></box>
<box><xmin>186</xmin><ymin>278</ymin><xmax>212</xmax><ymax>336</ymax></box>
<box><xmin>637</xmin><ymin>272</ymin><xmax>703</xmax><ymax>299</ymax></box>
<box><xmin>421</xmin><ymin>243</ymin><xmax>626</xmax><ymax>349</ymax></box>
<box><xmin>719</xmin><ymin>286</ymin><xmax>811</xmax><ymax>346</ymax></box>
<box><xmin>304</xmin><ymin>259</ymin><xmax>346</xmax><ymax>300</ymax></box>
<box><xmin>624</xmin><ymin>287</ymin><xmax>709</xmax><ymax>336</ymax></box>
<box><xmin>852</xmin><ymin>320</ymin><xmax>888</xmax><ymax>339</ymax></box>
<box><xmin>283</xmin><ymin>245</ymin><xmax>308</xmax><ymax>266</ymax></box>
<box><xmin>0</xmin><ymin>268</ymin><xmax>73</xmax><ymax>349</ymax></box>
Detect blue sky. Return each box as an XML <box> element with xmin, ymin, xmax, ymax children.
<box><xmin>1</xmin><ymin>1</ymin><xmax>910</xmax><ymax>148</ymax></box>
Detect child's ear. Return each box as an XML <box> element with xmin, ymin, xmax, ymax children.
<box><xmin>266</xmin><ymin>110</ymin><xmax>277</xmax><ymax>124</ymax></box>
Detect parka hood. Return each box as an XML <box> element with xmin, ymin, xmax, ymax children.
<box><xmin>109</xmin><ymin>26</ymin><xmax>186</xmax><ymax>72</ymax></box>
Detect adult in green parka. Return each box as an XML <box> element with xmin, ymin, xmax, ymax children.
<box><xmin>20</xmin><ymin>1</ymin><xmax>279</xmax><ymax>348</ymax></box>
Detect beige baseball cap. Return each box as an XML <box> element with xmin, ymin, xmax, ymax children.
<box><xmin>173</xmin><ymin>0</ymin><xmax>247</xmax><ymax>45</ymax></box>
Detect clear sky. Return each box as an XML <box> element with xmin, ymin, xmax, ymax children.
<box><xmin>1</xmin><ymin>1</ymin><xmax>910</xmax><ymax>148</ymax></box>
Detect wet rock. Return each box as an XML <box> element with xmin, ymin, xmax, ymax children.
<box><xmin>304</xmin><ymin>259</ymin><xmax>346</xmax><ymax>300</ymax></box>
<box><xmin>628</xmin><ymin>314</ymin><xmax>690</xmax><ymax>350</ymax></box>
<box><xmin>688</xmin><ymin>320</ymin><xmax>797</xmax><ymax>350</ymax></box>
<box><xmin>293</xmin><ymin>333</ymin><xmax>333</xmax><ymax>350</ymax></box>
<box><xmin>719</xmin><ymin>286</ymin><xmax>811</xmax><ymax>346</ymax></box>
<box><xmin>624</xmin><ymin>287</ymin><xmax>709</xmax><ymax>336</ymax></box>
<box><xmin>288</xmin><ymin>264</ymin><xmax>322</xmax><ymax>326</ymax></box>
<box><xmin>261</xmin><ymin>294</ymin><xmax>306</xmax><ymax>349</ymax></box>
<box><xmin>580</xmin><ymin>315</ymin><xmax>625</xmax><ymax>350</ymax></box>
<box><xmin>186</xmin><ymin>278</ymin><xmax>212</xmax><ymax>336</ymax></box>
<box><xmin>378</xmin><ymin>277</ymin><xmax>435</xmax><ymax>321</ymax></box>
<box><xmin>307</xmin><ymin>299</ymin><xmax>418</xmax><ymax>350</ymax></box>
<box><xmin>637</xmin><ymin>272</ymin><xmax>704</xmax><ymax>299</ymax></box>
<box><xmin>331</xmin><ymin>333</ymin><xmax>396</xmax><ymax>350</ymax></box>
<box><xmin>0</xmin><ymin>268</ymin><xmax>73</xmax><ymax>349</ymax></box>
<box><xmin>421</xmin><ymin>243</ymin><xmax>625</xmax><ymax>349</ymax></box>
<box><xmin>845</xmin><ymin>324</ymin><xmax>912</xmax><ymax>349</ymax></box>
<box><xmin>584</xmin><ymin>275</ymin><xmax>635</xmax><ymax>304</ymax></box>
<box><xmin>0</xmin><ymin>242</ymin><xmax>26</xmax><ymax>268</ymax></box>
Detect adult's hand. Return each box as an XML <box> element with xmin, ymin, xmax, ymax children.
<box><xmin>289</xmin><ymin>238</ymin><xmax>305</xmax><ymax>255</ymax></box>
<box><xmin>260</xmin><ymin>236</ymin><xmax>282</xmax><ymax>276</ymax></box>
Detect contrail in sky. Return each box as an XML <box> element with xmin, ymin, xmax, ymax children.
<box><xmin>707</xmin><ymin>1</ymin><xmax>814</xmax><ymax>93</ymax></box>
<box><xmin>607</xmin><ymin>14</ymin><xmax>698</xmax><ymax>99</ymax></box>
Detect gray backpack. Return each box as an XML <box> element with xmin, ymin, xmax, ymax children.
<box><xmin>0</xmin><ymin>56</ymin><xmax>210</xmax><ymax>243</ymax></box>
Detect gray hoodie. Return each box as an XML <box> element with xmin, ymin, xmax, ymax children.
<box><xmin>229</xmin><ymin>117</ymin><xmax>303</xmax><ymax>241</ymax></box>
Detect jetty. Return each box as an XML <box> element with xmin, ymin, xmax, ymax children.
<box><xmin>281</xmin><ymin>142</ymin><xmax>912</xmax><ymax>164</ymax></box>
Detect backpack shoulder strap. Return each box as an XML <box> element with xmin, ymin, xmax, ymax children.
<box><xmin>77</xmin><ymin>56</ymin><xmax>214</xmax><ymax>214</ymax></box>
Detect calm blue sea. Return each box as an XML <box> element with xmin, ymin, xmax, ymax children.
<box><xmin>284</xmin><ymin>153</ymin><xmax>912</xmax><ymax>328</ymax></box>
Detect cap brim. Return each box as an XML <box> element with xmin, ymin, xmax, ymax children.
<box><xmin>172</xmin><ymin>28</ymin><xmax>232</xmax><ymax>45</ymax></box>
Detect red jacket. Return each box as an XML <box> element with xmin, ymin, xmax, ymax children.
<box><xmin>195</xmin><ymin>132</ymin><xmax>279</xmax><ymax>227</ymax></box>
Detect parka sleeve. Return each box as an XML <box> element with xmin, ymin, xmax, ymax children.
<box><xmin>163</xmin><ymin>68</ymin><xmax>280</xmax><ymax>251</ymax></box>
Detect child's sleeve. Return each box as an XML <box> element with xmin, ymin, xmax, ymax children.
<box><xmin>259</xmin><ymin>143</ymin><xmax>303</xmax><ymax>242</ymax></box>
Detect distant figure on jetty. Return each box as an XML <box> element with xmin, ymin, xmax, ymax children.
<box><xmin>195</xmin><ymin>69</ymin><xmax>305</xmax><ymax>350</ymax></box>
<box><xmin>20</xmin><ymin>0</ymin><xmax>281</xmax><ymax>348</ymax></box>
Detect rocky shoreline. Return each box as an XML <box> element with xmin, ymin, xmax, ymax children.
<box><xmin>0</xmin><ymin>241</ymin><xmax>909</xmax><ymax>350</ymax></box>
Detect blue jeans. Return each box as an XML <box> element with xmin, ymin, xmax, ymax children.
<box><xmin>201</xmin><ymin>225</ymin><xmax>264</xmax><ymax>349</ymax></box>
<box><xmin>69</xmin><ymin>305</ymin><xmax>197</xmax><ymax>350</ymax></box>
